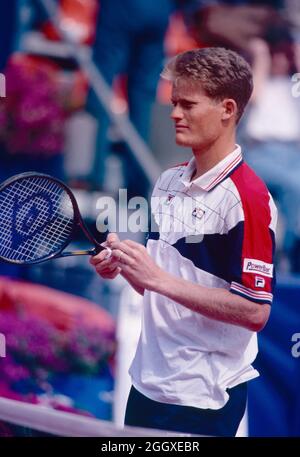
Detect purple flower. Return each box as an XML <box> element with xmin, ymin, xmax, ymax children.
<box><xmin>0</xmin><ymin>55</ymin><xmax>76</xmax><ymax>156</ymax></box>
<box><xmin>0</xmin><ymin>311</ymin><xmax>115</xmax><ymax>381</ymax></box>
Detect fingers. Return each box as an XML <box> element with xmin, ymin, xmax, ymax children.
<box><xmin>111</xmin><ymin>249</ymin><xmax>134</xmax><ymax>266</ymax></box>
<box><xmin>90</xmin><ymin>232</ymin><xmax>121</xmax><ymax>265</ymax></box>
<box><xmin>90</xmin><ymin>236</ymin><xmax>142</xmax><ymax>280</ymax></box>
<box><xmin>101</xmin><ymin>268</ymin><xmax>122</xmax><ymax>279</ymax></box>
<box><xmin>90</xmin><ymin>233</ymin><xmax>124</xmax><ymax>280</ymax></box>
<box><xmin>123</xmin><ymin>239</ymin><xmax>144</xmax><ymax>251</ymax></box>
<box><xmin>100</xmin><ymin>258</ymin><xmax>120</xmax><ymax>271</ymax></box>
<box><xmin>91</xmin><ymin>255</ymin><xmax>119</xmax><ymax>271</ymax></box>
<box><xmin>111</xmin><ymin>242</ymin><xmax>135</xmax><ymax>258</ymax></box>
<box><xmin>89</xmin><ymin>248</ymin><xmax>110</xmax><ymax>265</ymax></box>
<box><xmin>92</xmin><ymin>250</ymin><xmax>122</xmax><ymax>279</ymax></box>
<box><xmin>96</xmin><ymin>264</ymin><xmax>122</xmax><ymax>279</ymax></box>
<box><xmin>108</xmin><ymin>240</ymin><xmax>145</xmax><ymax>268</ymax></box>
<box><xmin>107</xmin><ymin>233</ymin><xmax>120</xmax><ymax>245</ymax></box>
<box><xmin>110</xmin><ymin>240</ymin><xmax>144</xmax><ymax>257</ymax></box>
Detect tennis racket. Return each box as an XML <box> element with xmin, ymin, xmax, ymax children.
<box><xmin>0</xmin><ymin>172</ymin><xmax>111</xmax><ymax>265</ymax></box>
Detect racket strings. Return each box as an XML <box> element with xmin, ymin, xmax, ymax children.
<box><xmin>0</xmin><ymin>188</ymin><xmax>72</xmax><ymax>261</ymax></box>
<box><xmin>0</xmin><ymin>176</ymin><xmax>75</xmax><ymax>262</ymax></box>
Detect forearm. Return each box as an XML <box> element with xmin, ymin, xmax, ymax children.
<box><xmin>109</xmin><ymin>239</ymin><xmax>270</xmax><ymax>331</ymax></box>
<box><xmin>150</xmin><ymin>271</ymin><xmax>269</xmax><ymax>332</ymax></box>
<box><xmin>128</xmin><ymin>282</ymin><xmax>145</xmax><ymax>296</ymax></box>
<box><xmin>121</xmin><ymin>272</ymin><xmax>144</xmax><ymax>296</ymax></box>
<box><xmin>248</xmin><ymin>39</ymin><xmax>271</xmax><ymax>102</ymax></box>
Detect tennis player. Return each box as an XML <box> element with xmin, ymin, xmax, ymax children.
<box><xmin>91</xmin><ymin>47</ymin><xmax>277</xmax><ymax>436</ymax></box>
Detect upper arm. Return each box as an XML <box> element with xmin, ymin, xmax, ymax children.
<box><xmin>226</xmin><ymin>172</ymin><xmax>277</xmax><ymax>314</ymax></box>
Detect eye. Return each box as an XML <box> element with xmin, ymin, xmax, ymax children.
<box><xmin>182</xmin><ymin>102</ymin><xmax>194</xmax><ymax>109</ymax></box>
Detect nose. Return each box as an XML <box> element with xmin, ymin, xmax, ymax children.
<box><xmin>171</xmin><ymin>104</ymin><xmax>183</xmax><ymax>121</ymax></box>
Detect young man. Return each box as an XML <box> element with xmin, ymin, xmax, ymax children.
<box><xmin>90</xmin><ymin>47</ymin><xmax>277</xmax><ymax>436</ymax></box>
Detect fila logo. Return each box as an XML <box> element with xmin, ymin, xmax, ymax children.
<box><xmin>255</xmin><ymin>276</ymin><xmax>265</xmax><ymax>288</ymax></box>
<box><xmin>165</xmin><ymin>194</ymin><xmax>175</xmax><ymax>205</ymax></box>
<box><xmin>192</xmin><ymin>207</ymin><xmax>205</xmax><ymax>219</ymax></box>
<box><xmin>243</xmin><ymin>258</ymin><xmax>273</xmax><ymax>278</ymax></box>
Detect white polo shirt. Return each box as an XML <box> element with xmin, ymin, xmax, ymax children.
<box><xmin>129</xmin><ymin>146</ymin><xmax>277</xmax><ymax>410</ymax></box>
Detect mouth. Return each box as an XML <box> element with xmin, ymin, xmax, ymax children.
<box><xmin>175</xmin><ymin>125</ymin><xmax>188</xmax><ymax>131</ymax></box>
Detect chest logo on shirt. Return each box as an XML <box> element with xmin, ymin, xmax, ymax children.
<box><xmin>165</xmin><ymin>194</ymin><xmax>175</xmax><ymax>205</ymax></box>
<box><xmin>192</xmin><ymin>207</ymin><xmax>205</xmax><ymax>220</ymax></box>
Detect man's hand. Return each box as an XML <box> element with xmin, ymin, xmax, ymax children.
<box><xmin>90</xmin><ymin>233</ymin><xmax>122</xmax><ymax>279</ymax></box>
<box><xmin>110</xmin><ymin>239</ymin><xmax>164</xmax><ymax>292</ymax></box>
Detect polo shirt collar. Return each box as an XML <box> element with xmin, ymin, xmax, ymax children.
<box><xmin>179</xmin><ymin>145</ymin><xmax>243</xmax><ymax>192</ymax></box>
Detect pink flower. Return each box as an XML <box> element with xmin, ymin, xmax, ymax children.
<box><xmin>0</xmin><ymin>311</ymin><xmax>115</xmax><ymax>380</ymax></box>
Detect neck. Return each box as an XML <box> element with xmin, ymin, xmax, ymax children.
<box><xmin>191</xmin><ymin>135</ymin><xmax>236</xmax><ymax>180</ymax></box>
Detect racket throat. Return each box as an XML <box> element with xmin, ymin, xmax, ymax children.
<box><xmin>59</xmin><ymin>248</ymin><xmax>96</xmax><ymax>257</ymax></box>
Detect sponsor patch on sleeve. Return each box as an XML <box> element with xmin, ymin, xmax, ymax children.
<box><xmin>243</xmin><ymin>258</ymin><xmax>273</xmax><ymax>278</ymax></box>
<box><xmin>255</xmin><ymin>276</ymin><xmax>266</xmax><ymax>288</ymax></box>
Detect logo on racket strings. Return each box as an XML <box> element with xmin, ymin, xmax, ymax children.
<box><xmin>11</xmin><ymin>192</ymin><xmax>56</xmax><ymax>249</ymax></box>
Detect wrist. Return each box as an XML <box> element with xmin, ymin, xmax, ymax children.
<box><xmin>147</xmin><ymin>269</ymin><xmax>171</xmax><ymax>294</ymax></box>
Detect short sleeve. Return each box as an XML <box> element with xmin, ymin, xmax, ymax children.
<box><xmin>226</xmin><ymin>174</ymin><xmax>277</xmax><ymax>305</ymax></box>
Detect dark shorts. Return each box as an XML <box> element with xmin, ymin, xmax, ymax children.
<box><xmin>125</xmin><ymin>383</ymin><xmax>247</xmax><ymax>437</ymax></box>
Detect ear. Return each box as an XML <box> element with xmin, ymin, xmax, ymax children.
<box><xmin>221</xmin><ymin>99</ymin><xmax>237</xmax><ymax>121</ymax></box>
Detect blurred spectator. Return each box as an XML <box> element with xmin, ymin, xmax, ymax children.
<box><xmin>180</xmin><ymin>1</ymin><xmax>283</xmax><ymax>51</ymax></box>
<box><xmin>87</xmin><ymin>1</ymin><xmax>280</xmax><ymax>196</ymax></box>
<box><xmin>285</xmin><ymin>0</ymin><xmax>300</xmax><ymax>42</ymax></box>
<box><xmin>239</xmin><ymin>30</ymin><xmax>300</xmax><ymax>272</ymax></box>
<box><xmin>87</xmin><ymin>0</ymin><xmax>181</xmax><ymax>196</ymax></box>
<box><xmin>179</xmin><ymin>1</ymin><xmax>300</xmax><ymax>272</ymax></box>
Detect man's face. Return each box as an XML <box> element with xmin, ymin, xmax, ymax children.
<box><xmin>171</xmin><ymin>78</ymin><xmax>224</xmax><ymax>150</ymax></box>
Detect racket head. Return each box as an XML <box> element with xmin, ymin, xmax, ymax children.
<box><xmin>0</xmin><ymin>172</ymin><xmax>82</xmax><ymax>265</ymax></box>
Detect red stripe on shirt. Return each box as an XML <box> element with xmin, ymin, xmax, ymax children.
<box><xmin>205</xmin><ymin>153</ymin><xmax>242</xmax><ymax>191</ymax></box>
<box><xmin>230</xmin><ymin>163</ymin><xmax>274</xmax><ymax>295</ymax></box>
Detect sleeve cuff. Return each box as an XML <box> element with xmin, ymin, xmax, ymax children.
<box><xmin>230</xmin><ymin>281</ymin><xmax>273</xmax><ymax>305</ymax></box>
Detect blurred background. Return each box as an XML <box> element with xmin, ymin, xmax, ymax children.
<box><xmin>0</xmin><ymin>0</ymin><xmax>299</xmax><ymax>437</ymax></box>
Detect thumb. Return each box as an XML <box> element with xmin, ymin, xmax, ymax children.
<box><xmin>107</xmin><ymin>232</ymin><xmax>120</xmax><ymax>246</ymax></box>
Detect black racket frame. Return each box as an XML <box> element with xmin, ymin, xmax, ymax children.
<box><xmin>0</xmin><ymin>172</ymin><xmax>107</xmax><ymax>265</ymax></box>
